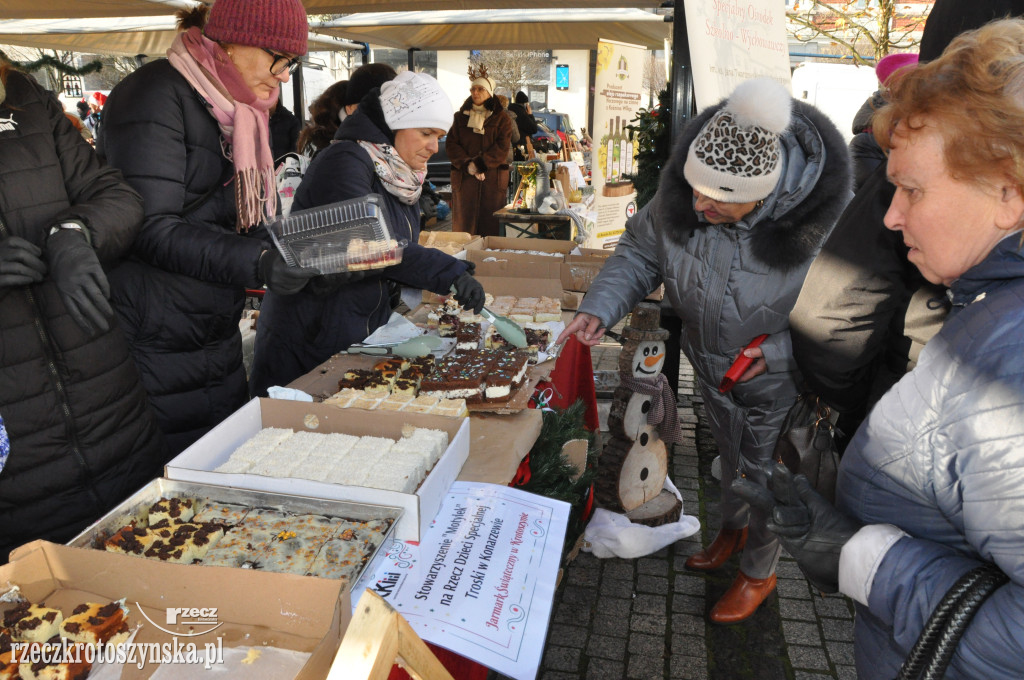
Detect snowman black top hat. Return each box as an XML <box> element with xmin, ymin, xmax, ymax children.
<box><xmin>621</xmin><ymin>302</ymin><xmax>669</xmax><ymax>346</ymax></box>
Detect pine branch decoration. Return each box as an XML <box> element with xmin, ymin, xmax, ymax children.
<box><xmin>519</xmin><ymin>400</ymin><xmax>598</xmax><ymax>556</ymax></box>
<box><xmin>0</xmin><ymin>50</ymin><xmax>103</xmax><ymax>77</ymax></box>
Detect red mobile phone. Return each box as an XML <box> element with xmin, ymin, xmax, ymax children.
<box><xmin>718</xmin><ymin>334</ymin><xmax>769</xmax><ymax>393</ymax></box>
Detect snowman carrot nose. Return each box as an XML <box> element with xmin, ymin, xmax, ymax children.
<box><xmin>644</xmin><ymin>353</ymin><xmax>663</xmax><ymax>366</ymax></box>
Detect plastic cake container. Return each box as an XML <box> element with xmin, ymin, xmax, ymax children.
<box><xmin>267</xmin><ymin>194</ymin><xmax>406</xmax><ymax>274</ymax></box>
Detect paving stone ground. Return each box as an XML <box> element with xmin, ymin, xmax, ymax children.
<box><xmin>536</xmin><ymin>341</ymin><xmax>858</xmax><ymax>680</ymax></box>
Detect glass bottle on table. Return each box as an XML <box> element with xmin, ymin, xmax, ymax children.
<box><xmin>620</xmin><ymin>120</ymin><xmax>631</xmax><ymax>179</ymax></box>
<box><xmin>611</xmin><ymin>117</ymin><xmax>621</xmax><ymax>181</ymax></box>
<box><xmin>605</xmin><ymin>119</ymin><xmax>615</xmax><ymax>182</ymax></box>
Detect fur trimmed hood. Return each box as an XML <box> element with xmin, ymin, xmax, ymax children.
<box><xmin>653</xmin><ymin>97</ymin><xmax>851</xmax><ymax>271</ymax></box>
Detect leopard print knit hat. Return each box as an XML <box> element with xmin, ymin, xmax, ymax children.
<box><xmin>683</xmin><ymin>78</ymin><xmax>792</xmax><ymax>203</ymax></box>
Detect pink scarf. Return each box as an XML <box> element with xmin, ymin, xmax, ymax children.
<box><xmin>167</xmin><ymin>27</ymin><xmax>276</xmax><ymax>231</ymax></box>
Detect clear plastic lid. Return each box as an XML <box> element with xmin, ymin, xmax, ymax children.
<box><xmin>266</xmin><ymin>194</ymin><xmax>407</xmax><ymax>275</ymax></box>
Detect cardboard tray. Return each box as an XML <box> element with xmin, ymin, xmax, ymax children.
<box><xmin>2</xmin><ymin>540</ymin><xmax>350</xmax><ymax>679</ymax></box>
<box><xmin>164</xmin><ymin>399</ymin><xmax>470</xmax><ymax>542</ymax></box>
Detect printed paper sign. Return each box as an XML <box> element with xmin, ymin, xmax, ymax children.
<box><xmin>682</xmin><ymin>0</ymin><xmax>792</xmax><ymax>109</ymax></box>
<box><xmin>355</xmin><ymin>482</ymin><xmax>570</xmax><ymax>680</ymax></box>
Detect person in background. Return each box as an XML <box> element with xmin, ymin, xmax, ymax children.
<box><xmin>249</xmin><ymin>72</ymin><xmax>485</xmax><ymax>396</ymax></box>
<box><xmin>736</xmin><ymin>21</ymin><xmax>1024</xmax><ymax>677</ymax></box>
<box><xmin>269</xmin><ymin>97</ymin><xmax>301</xmax><ymax>161</ymax></box>
<box><xmin>848</xmin><ymin>52</ymin><xmax>918</xmax><ymax>191</ymax></box>
<box><xmin>64</xmin><ymin>109</ymin><xmax>92</xmax><ymax>142</ymax></box>
<box><xmin>341</xmin><ymin>62</ymin><xmax>397</xmax><ymax>119</ymax></box>
<box><xmin>447</xmin><ymin>67</ymin><xmax>513</xmax><ymax>236</ymax></box>
<box><xmin>495</xmin><ymin>94</ymin><xmax>521</xmax><ymax>164</ymax></box>
<box><xmin>556</xmin><ymin>78</ymin><xmax>851</xmax><ymax>624</ymax></box>
<box><xmin>788</xmin><ymin>0</ymin><xmax>1024</xmax><ymax>451</ymax></box>
<box><xmin>84</xmin><ymin>91</ymin><xmax>104</xmax><ymax>143</ymax></box>
<box><xmin>507</xmin><ymin>90</ymin><xmax>538</xmax><ymax>161</ymax></box>
<box><xmin>297</xmin><ymin>79</ymin><xmax>347</xmax><ymax>159</ymax></box>
<box><xmin>0</xmin><ymin>61</ymin><xmax>166</xmax><ymax>562</ymax></box>
<box><xmin>98</xmin><ymin>0</ymin><xmax>317</xmax><ymax>456</ymax></box>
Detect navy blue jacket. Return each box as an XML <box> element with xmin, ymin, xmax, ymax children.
<box><xmin>99</xmin><ymin>59</ymin><xmax>267</xmax><ymax>455</ymax></box>
<box><xmin>249</xmin><ymin>94</ymin><xmax>469</xmax><ymax>396</ymax></box>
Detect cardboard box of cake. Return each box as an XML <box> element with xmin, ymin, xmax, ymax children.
<box><xmin>0</xmin><ymin>540</ymin><xmax>349</xmax><ymax>680</ymax></box>
<box><xmin>164</xmin><ymin>399</ymin><xmax>470</xmax><ymax>541</ymax></box>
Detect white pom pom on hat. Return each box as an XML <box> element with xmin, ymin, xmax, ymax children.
<box><xmin>683</xmin><ymin>77</ymin><xmax>792</xmax><ymax>203</ymax></box>
<box><xmin>726</xmin><ymin>77</ymin><xmax>792</xmax><ymax>133</ymax></box>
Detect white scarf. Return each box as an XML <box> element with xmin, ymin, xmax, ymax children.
<box><xmin>466</xmin><ymin>103</ymin><xmax>491</xmax><ymax>135</ymax></box>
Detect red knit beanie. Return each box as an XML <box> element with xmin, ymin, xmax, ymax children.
<box><xmin>204</xmin><ymin>0</ymin><xmax>309</xmax><ymax>56</ymax></box>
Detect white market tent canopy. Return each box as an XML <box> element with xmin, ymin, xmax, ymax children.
<box><xmin>0</xmin><ymin>16</ymin><xmax>357</xmax><ymax>57</ymax></box>
<box><xmin>1</xmin><ymin>0</ymin><xmax>662</xmax><ymax>20</ymax></box>
<box><xmin>311</xmin><ymin>9</ymin><xmax>671</xmax><ymax>51</ymax></box>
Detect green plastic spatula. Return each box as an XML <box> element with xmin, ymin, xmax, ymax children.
<box><xmin>450</xmin><ymin>285</ymin><xmax>527</xmax><ymax>348</ymax></box>
<box><xmin>347</xmin><ymin>335</ymin><xmax>441</xmax><ymax>358</ymax></box>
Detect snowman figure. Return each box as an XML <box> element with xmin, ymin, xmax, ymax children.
<box><xmin>596</xmin><ymin>303</ymin><xmax>683</xmax><ymax>526</ymax></box>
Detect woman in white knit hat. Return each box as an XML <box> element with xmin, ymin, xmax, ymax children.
<box><xmin>250</xmin><ymin>71</ymin><xmax>486</xmax><ymax>396</ymax></box>
<box><xmin>446</xmin><ymin>67</ymin><xmax>514</xmax><ymax>236</ymax></box>
<box><xmin>557</xmin><ymin>78</ymin><xmax>852</xmax><ymax>623</ymax></box>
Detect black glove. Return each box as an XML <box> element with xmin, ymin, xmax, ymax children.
<box><xmin>452</xmin><ymin>272</ymin><xmax>485</xmax><ymax>314</ymax></box>
<box><xmin>732</xmin><ymin>462</ymin><xmax>862</xmax><ymax>593</ymax></box>
<box><xmin>0</xmin><ymin>236</ymin><xmax>47</xmax><ymax>287</ymax></box>
<box><xmin>47</xmin><ymin>228</ymin><xmax>113</xmax><ymax>335</ymax></box>
<box><xmin>258</xmin><ymin>249</ymin><xmax>319</xmax><ymax>296</ymax></box>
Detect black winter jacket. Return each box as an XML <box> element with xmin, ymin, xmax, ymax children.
<box><xmin>789</xmin><ymin>161</ymin><xmax>948</xmax><ymax>440</ymax></box>
<box><xmin>99</xmin><ymin>59</ymin><xmax>267</xmax><ymax>455</ymax></box>
<box><xmin>0</xmin><ymin>71</ymin><xmax>166</xmax><ymax>560</ymax></box>
<box><xmin>249</xmin><ymin>94</ymin><xmax>470</xmax><ymax>396</ymax></box>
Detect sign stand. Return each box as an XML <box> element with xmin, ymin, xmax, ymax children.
<box><xmin>329</xmin><ymin>589</ymin><xmax>455</xmax><ymax>680</ymax></box>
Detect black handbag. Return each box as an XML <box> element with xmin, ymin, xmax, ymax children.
<box><xmin>895</xmin><ymin>562</ymin><xmax>1008</xmax><ymax>680</ymax></box>
<box><xmin>773</xmin><ymin>392</ymin><xmax>841</xmax><ymax>503</ymax></box>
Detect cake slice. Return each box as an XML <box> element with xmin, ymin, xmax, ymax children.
<box><xmin>535</xmin><ymin>296</ymin><xmax>562</xmax><ymax>322</ymax></box>
<box><xmin>59</xmin><ymin>602</ymin><xmax>130</xmax><ymax>647</ymax></box>
<box><xmin>147</xmin><ymin>497</ymin><xmax>194</xmax><ymax>524</ymax></box>
<box><xmin>213</xmin><ymin>456</ymin><xmax>252</xmax><ymax>474</ymax></box>
<box><xmin>3</xmin><ymin>605</ymin><xmax>62</xmax><ymax>644</ymax></box>
<box><xmin>16</xmin><ymin>638</ymin><xmax>91</xmax><ymax>680</ymax></box>
<box><xmin>104</xmin><ymin>524</ymin><xmax>157</xmax><ymax>556</ymax></box>
<box><xmin>432</xmin><ymin>398</ymin><xmax>469</xmax><ymax>417</ymax></box>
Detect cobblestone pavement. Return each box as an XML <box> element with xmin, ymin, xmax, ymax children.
<box><xmin>537</xmin><ymin>342</ymin><xmax>858</xmax><ymax>680</ymax></box>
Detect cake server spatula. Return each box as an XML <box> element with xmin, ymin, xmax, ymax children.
<box><xmin>449</xmin><ymin>284</ymin><xmax>528</xmax><ymax>349</ymax></box>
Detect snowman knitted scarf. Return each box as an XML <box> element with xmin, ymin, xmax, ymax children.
<box><xmin>619</xmin><ymin>373</ymin><xmax>683</xmax><ymax>444</ymax></box>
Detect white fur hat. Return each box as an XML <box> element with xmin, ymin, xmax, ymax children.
<box><xmin>379</xmin><ymin>71</ymin><xmax>454</xmax><ymax>132</ymax></box>
<box><xmin>471</xmin><ymin>76</ymin><xmax>496</xmax><ymax>96</ymax></box>
<box><xmin>683</xmin><ymin>78</ymin><xmax>792</xmax><ymax>203</ymax></box>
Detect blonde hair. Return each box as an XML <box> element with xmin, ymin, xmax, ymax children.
<box><xmin>874</xmin><ymin>19</ymin><xmax>1024</xmax><ymax>193</ymax></box>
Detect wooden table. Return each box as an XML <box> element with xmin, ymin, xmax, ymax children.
<box><xmin>493</xmin><ymin>208</ymin><xmax>573</xmax><ymax>240</ymax></box>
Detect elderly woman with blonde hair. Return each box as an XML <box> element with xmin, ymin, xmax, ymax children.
<box><xmin>736</xmin><ymin>18</ymin><xmax>1024</xmax><ymax>679</ymax></box>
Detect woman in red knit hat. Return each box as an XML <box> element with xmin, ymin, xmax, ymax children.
<box><xmin>99</xmin><ymin>0</ymin><xmax>318</xmax><ymax>455</ymax></box>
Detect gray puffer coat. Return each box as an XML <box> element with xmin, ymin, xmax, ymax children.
<box><xmin>837</xmin><ymin>235</ymin><xmax>1024</xmax><ymax>679</ymax></box>
<box><xmin>579</xmin><ymin>98</ymin><xmax>851</xmax><ymax>478</ymax></box>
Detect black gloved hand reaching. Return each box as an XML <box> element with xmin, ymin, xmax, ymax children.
<box><xmin>47</xmin><ymin>228</ymin><xmax>113</xmax><ymax>335</ymax></box>
<box><xmin>452</xmin><ymin>271</ymin><xmax>485</xmax><ymax>314</ymax></box>
<box><xmin>732</xmin><ymin>462</ymin><xmax>862</xmax><ymax>593</ymax></box>
<box><xmin>0</xmin><ymin>236</ymin><xmax>47</xmax><ymax>287</ymax></box>
<box><xmin>259</xmin><ymin>249</ymin><xmax>319</xmax><ymax>295</ymax></box>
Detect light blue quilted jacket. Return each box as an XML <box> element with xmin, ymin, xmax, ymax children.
<box><xmin>838</xmin><ymin>234</ymin><xmax>1024</xmax><ymax>679</ymax></box>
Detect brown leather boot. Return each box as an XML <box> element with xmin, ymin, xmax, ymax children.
<box><xmin>684</xmin><ymin>527</ymin><xmax>748</xmax><ymax>571</ymax></box>
<box><xmin>709</xmin><ymin>571</ymin><xmax>777</xmax><ymax>625</ymax></box>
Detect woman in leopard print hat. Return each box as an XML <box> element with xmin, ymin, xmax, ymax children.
<box><xmin>557</xmin><ymin>78</ymin><xmax>851</xmax><ymax>624</ymax></box>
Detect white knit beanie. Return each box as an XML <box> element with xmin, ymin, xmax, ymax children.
<box><xmin>471</xmin><ymin>76</ymin><xmax>496</xmax><ymax>97</ymax></box>
<box><xmin>683</xmin><ymin>78</ymin><xmax>792</xmax><ymax>203</ymax></box>
<box><xmin>380</xmin><ymin>71</ymin><xmax>454</xmax><ymax>132</ymax></box>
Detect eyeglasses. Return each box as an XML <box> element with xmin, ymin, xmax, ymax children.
<box><xmin>262</xmin><ymin>48</ymin><xmax>301</xmax><ymax>76</ymax></box>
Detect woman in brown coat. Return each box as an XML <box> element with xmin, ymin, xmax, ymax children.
<box><xmin>447</xmin><ymin>68</ymin><xmax>513</xmax><ymax>236</ymax></box>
